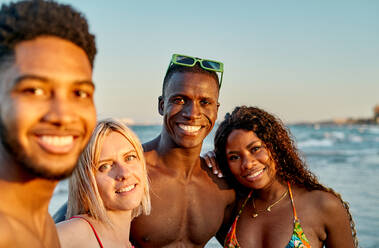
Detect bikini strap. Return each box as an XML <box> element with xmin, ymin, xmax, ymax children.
<box><xmin>232</xmin><ymin>190</ymin><xmax>253</xmax><ymax>223</ymax></box>
<box><xmin>70</xmin><ymin>216</ymin><xmax>104</xmax><ymax>248</ymax></box>
<box><xmin>287</xmin><ymin>182</ymin><xmax>298</xmax><ymax>221</ymax></box>
<box><xmin>239</xmin><ymin>190</ymin><xmax>253</xmax><ymax>216</ymax></box>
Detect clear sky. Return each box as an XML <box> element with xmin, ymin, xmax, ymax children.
<box><xmin>8</xmin><ymin>0</ymin><xmax>379</xmax><ymax>123</ymax></box>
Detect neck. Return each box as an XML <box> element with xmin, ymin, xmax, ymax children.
<box><xmin>0</xmin><ymin>150</ymin><xmax>58</xmax><ymax>218</ymax></box>
<box><xmin>0</xmin><ymin>156</ymin><xmax>57</xmax><ymax>240</ymax></box>
<box><xmin>106</xmin><ymin>210</ymin><xmax>133</xmax><ymax>246</ymax></box>
<box><xmin>156</xmin><ymin>133</ymin><xmax>203</xmax><ymax>179</ymax></box>
<box><xmin>254</xmin><ymin>179</ymin><xmax>287</xmax><ymax>203</ymax></box>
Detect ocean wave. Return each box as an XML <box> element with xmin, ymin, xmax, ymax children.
<box><xmin>348</xmin><ymin>135</ymin><xmax>363</xmax><ymax>143</ymax></box>
<box><xmin>304</xmin><ymin>148</ymin><xmax>378</xmax><ymax>156</ymax></box>
<box><xmin>298</xmin><ymin>139</ymin><xmax>334</xmax><ymax>148</ymax></box>
<box><xmin>367</xmin><ymin>126</ymin><xmax>379</xmax><ymax>134</ymax></box>
<box><xmin>324</xmin><ymin>131</ymin><xmax>345</xmax><ymax>140</ymax></box>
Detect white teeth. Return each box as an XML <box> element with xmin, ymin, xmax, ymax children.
<box><xmin>41</xmin><ymin>135</ymin><xmax>73</xmax><ymax>146</ymax></box>
<box><xmin>116</xmin><ymin>184</ymin><xmax>135</xmax><ymax>193</ymax></box>
<box><xmin>178</xmin><ymin>124</ymin><xmax>201</xmax><ymax>132</ymax></box>
<box><xmin>247</xmin><ymin>169</ymin><xmax>264</xmax><ymax>178</ymax></box>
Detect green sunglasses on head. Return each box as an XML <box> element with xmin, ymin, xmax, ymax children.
<box><xmin>166</xmin><ymin>54</ymin><xmax>224</xmax><ymax>88</ymax></box>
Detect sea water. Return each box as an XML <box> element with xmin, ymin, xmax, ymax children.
<box><xmin>50</xmin><ymin>124</ymin><xmax>379</xmax><ymax>248</ymax></box>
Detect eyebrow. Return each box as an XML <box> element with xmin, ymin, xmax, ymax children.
<box><xmin>226</xmin><ymin>140</ymin><xmax>261</xmax><ymax>154</ymax></box>
<box><xmin>200</xmin><ymin>96</ymin><xmax>217</xmax><ymax>102</ymax></box>
<box><xmin>168</xmin><ymin>94</ymin><xmax>216</xmax><ymax>101</ymax></box>
<box><xmin>98</xmin><ymin>150</ymin><xmax>137</xmax><ymax>163</ymax></box>
<box><xmin>13</xmin><ymin>74</ymin><xmax>95</xmax><ymax>88</ymax></box>
<box><xmin>246</xmin><ymin>140</ymin><xmax>262</xmax><ymax>149</ymax></box>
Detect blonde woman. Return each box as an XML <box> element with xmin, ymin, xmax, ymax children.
<box><xmin>57</xmin><ymin>119</ymin><xmax>150</xmax><ymax>248</ymax></box>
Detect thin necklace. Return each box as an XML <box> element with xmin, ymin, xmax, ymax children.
<box><xmin>252</xmin><ymin>189</ymin><xmax>288</xmax><ymax>218</ymax></box>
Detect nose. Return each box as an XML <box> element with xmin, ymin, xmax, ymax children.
<box><xmin>42</xmin><ymin>91</ymin><xmax>78</xmax><ymax>125</ymax></box>
<box><xmin>181</xmin><ymin>101</ymin><xmax>201</xmax><ymax>120</ymax></box>
<box><xmin>241</xmin><ymin>155</ymin><xmax>257</xmax><ymax>171</ymax></box>
<box><xmin>114</xmin><ymin>163</ymin><xmax>131</xmax><ymax>181</ymax></box>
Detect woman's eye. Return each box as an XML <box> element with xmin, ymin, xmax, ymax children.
<box><xmin>251</xmin><ymin>146</ymin><xmax>261</xmax><ymax>153</ymax></box>
<box><xmin>125</xmin><ymin>155</ymin><xmax>137</xmax><ymax>162</ymax></box>
<box><xmin>98</xmin><ymin>163</ymin><xmax>111</xmax><ymax>172</ymax></box>
<box><xmin>228</xmin><ymin>155</ymin><xmax>239</xmax><ymax>161</ymax></box>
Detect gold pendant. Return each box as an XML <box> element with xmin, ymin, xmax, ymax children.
<box><xmin>252</xmin><ymin>213</ymin><xmax>258</xmax><ymax>218</ymax></box>
<box><xmin>267</xmin><ymin>207</ymin><xmax>271</xmax><ymax>212</ymax></box>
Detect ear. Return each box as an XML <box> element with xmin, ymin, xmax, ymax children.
<box><xmin>158</xmin><ymin>96</ymin><xmax>164</xmax><ymax>116</ymax></box>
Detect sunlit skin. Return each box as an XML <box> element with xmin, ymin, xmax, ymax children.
<box><xmin>226</xmin><ymin>129</ymin><xmax>277</xmax><ymax>190</ymax></box>
<box><xmin>57</xmin><ymin>131</ymin><xmax>143</xmax><ymax>248</ymax></box>
<box><xmin>95</xmin><ymin>131</ymin><xmax>144</xmax><ymax>213</ymax></box>
<box><xmin>159</xmin><ymin>72</ymin><xmax>219</xmax><ymax>149</ymax></box>
<box><xmin>0</xmin><ymin>36</ymin><xmax>96</xmax><ymax>248</ymax></box>
<box><xmin>131</xmin><ymin>71</ymin><xmax>235</xmax><ymax>248</ymax></box>
<box><xmin>224</xmin><ymin>129</ymin><xmax>354</xmax><ymax>248</ymax></box>
<box><xmin>0</xmin><ymin>36</ymin><xmax>95</xmax><ymax>178</ymax></box>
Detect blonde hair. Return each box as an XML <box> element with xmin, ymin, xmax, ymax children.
<box><xmin>67</xmin><ymin>118</ymin><xmax>150</xmax><ymax>225</ymax></box>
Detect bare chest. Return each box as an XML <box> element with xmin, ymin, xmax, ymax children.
<box><xmin>131</xmin><ymin>171</ymin><xmax>233</xmax><ymax>247</ymax></box>
<box><xmin>4</xmin><ymin>219</ymin><xmax>60</xmax><ymax>248</ymax></box>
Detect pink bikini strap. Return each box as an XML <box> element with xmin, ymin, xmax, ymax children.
<box><xmin>70</xmin><ymin>216</ymin><xmax>104</xmax><ymax>248</ymax></box>
<box><xmin>287</xmin><ymin>182</ymin><xmax>298</xmax><ymax>221</ymax></box>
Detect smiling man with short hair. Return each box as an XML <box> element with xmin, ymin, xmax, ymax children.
<box><xmin>130</xmin><ymin>55</ymin><xmax>235</xmax><ymax>247</ymax></box>
<box><xmin>0</xmin><ymin>1</ymin><xmax>97</xmax><ymax>247</ymax></box>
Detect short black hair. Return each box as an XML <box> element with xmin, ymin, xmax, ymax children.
<box><xmin>0</xmin><ymin>0</ymin><xmax>96</xmax><ymax>67</ymax></box>
<box><xmin>162</xmin><ymin>63</ymin><xmax>220</xmax><ymax>97</ymax></box>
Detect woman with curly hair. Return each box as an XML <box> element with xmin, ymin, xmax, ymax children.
<box><xmin>57</xmin><ymin>119</ymin><xmax>150</xmax><ymax>248</ymax></box>
<box><xmin>213</xmin><ymin>106</ymin><xmax>357</xmax><ymax>248</ymax></box>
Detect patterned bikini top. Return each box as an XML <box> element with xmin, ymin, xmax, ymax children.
<box><xmin>224</xmin><ymin>182</ymin><xmax>311</xmax><ymax>248</ymax></box>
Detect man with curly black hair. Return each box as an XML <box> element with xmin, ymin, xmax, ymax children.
<box><xmin>0</xmin><ymin>0</ymin><xmax>97</xmax><ymax>247</ymax></box>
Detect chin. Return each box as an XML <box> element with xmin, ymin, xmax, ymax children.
<box><xmin>21</xmin><ymin>156</ymin><xmax>77</xmax><ymax>180</ymax></box>
<box><xmin>176</xmin><ymin>139</ymin><xmax>203</xmax><ymax>149</ymax></box>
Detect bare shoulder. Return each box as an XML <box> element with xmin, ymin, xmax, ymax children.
<box><xmin>200</xmin><ymin>157</ymin><xmax>234</xmax><ymax>189</ymax></box>
<box><xmin>306</xmin><ymin>190</ymin><xmax>346</xmax><ymax>213</ymax></box>
<box><xmin>142</xmin><ymin>139</ymin><xmax>161</xmax><ymax>170</ymax></box>
<box><xmin>142</xmin><ymin>137</ymin><xmax>160</xmax><ymax>154</ymax></box>
<box><xmin>299</xmin><ymin>189</ymin><xmax>355</xmax><ymax>247</ymax></box>
<box><xmin>56</xmin><ymin>216</ymin><xmax>96</xmax><ymax>248</ymax></box>
<box><xmin>301</xmin><ymin>188</ymin><xmax>351</xmax><ymax>225</ymax></box>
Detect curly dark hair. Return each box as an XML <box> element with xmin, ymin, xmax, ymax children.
<box><xmin>162</xmin><ymin>63</ymin><xmax>220</xmax><ymax>97</ymax></box>
<box><xmin>214</xmin><ymin>106</ymin><xmax>358</xmax><ymax>247</ymax></box>
<box><xmin>0</xmin><ymin>0</ymin><xmax>96</xmax><ymax>67</ymax></box>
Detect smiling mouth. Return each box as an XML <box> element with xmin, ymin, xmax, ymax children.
<box><xmin>178</xmin><ymin>124</ymin><xmax>202</xmax><ymax>133</ymax></box>
<box><xmin>244</xmin><ymin>168</ymin><xmax>265</xmax><ymax>181</ymax></box>
<box><xmin>36</xmin><ymin>135</ymin><xmax>76</xmax><ymax>154</ymax></box>
<box><xmin>115</xmin><ymin>184</ymin><xmax>136</xmax><ymax>193</ymax></box>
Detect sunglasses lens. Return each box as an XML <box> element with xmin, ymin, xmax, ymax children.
<box><xmin>202</xmin><ymin>60</ymin><xmax>222</xmax><ymax>71</ymax></box>
<box><xmin>175</xmin><ymin>55</ymin><xmax>195</xmax><ymax>65</ymax></box>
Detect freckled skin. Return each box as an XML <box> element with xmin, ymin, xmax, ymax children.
<box><xmin>0</xmin><ymin>36</ymin><xmax>96</xmax><ymax>248</ymax></box>
<box><xmin>130</xmin><ymin>72</ymin><xmax>236</xmax><ymax>247</ymax></box>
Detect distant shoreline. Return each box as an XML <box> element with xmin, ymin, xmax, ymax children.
<box><xmin>292</xmin><ymin>118</ymin><xmax>378</xmax><ymax>126</ymax></box>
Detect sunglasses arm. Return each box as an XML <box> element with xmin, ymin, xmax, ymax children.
<box><xmin>219</xmin><ymin>72</ymin><xmax>223</xmax><ymax>88</ymax></box>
